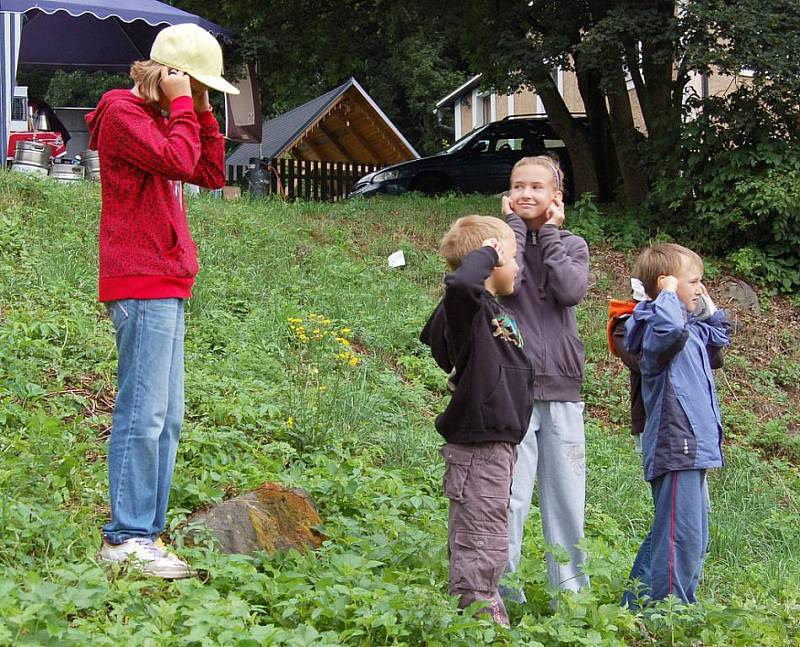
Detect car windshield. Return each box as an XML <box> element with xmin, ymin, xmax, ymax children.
<box><xmin>443</xmin><ymin>124</ymin><xmax>492</xmax><ymax>154</ymax></box>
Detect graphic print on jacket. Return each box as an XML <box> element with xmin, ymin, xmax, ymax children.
<box><xmin>492</xmin><ymin>313</ymin><xmax>523</xmax><ymax>348</ymax></box>
<box><xmin>624</xmin><ymin>290</ymin><xmax>730</xmax><ymax>481</ymax></box>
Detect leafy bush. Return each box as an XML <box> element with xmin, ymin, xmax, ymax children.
<box><xmin>646</xmin><ymin>90</ymin><xmax>800</xmax><ymax>293</ymax></box>
<box><xmin>728</xmin><ymin>246</ymin><xmax>800</xmax><ymax>295</ymax></box>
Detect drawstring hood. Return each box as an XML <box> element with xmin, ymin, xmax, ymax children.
<box><xmin>86</xmin><ymin>89</ymin><xmax>153</xmax><ymax>151</ymax></box>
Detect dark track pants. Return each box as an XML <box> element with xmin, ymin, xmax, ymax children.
<box><xmin>624</xmin><ymin>469</ymin><xmax>708</xmax><ymax>605</ymax></box>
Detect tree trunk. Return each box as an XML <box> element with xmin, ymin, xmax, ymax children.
<box><xmin>574</xmin><ymin>56</ymin><xmax>617</xmax><ymax>202</ymax></box>
<box><xmin>585</xmin><ymin>0</ymin><xmax>647</xmax><ymax>203</ymax></box>
<box><xmin>639</xmin><ymin>0</ymin><xmax>682</xmax><ymax>165</ymax></box>
<box><xmin>530</xmin><ymin>65</ymin><xmax>601</xmax><ymax>200</ymax></box>
<box><xmin>605</xmin><ymin>66</ymin><xmax>649</xmax><ymax>205</ymax></box>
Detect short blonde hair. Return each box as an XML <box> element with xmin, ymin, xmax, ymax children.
<box><xmin>511</xmin><ymin>154</ymin><xmax>563</xmax><ymax>193</ymax></box>
<box><xmin>440</xmin><ymin>215</ymin><xmax>514</xmax><ymax>270</ymax></box>
<box><xmin>633</xmin><ymin>243</ymin><xmax>704</xmax><ymax>299</ymax></box>
<box><xmin>130</xmin><ymin>60</ymin><xmax>163</xmax><ymax>104</ymax></box>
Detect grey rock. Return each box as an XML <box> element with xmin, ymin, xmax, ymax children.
<box><xmin>718</xmin><ymin>279</ymin><xmax>760</xmax><ymax>315</ymax></box>
<box><xmin>186</xmin><ymin>483</ymin><xmax>325</xmax><ymax>555</ymax></box>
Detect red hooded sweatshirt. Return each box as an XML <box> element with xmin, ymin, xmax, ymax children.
<box><xmin>85</xmin><ymin>89</ymin><xmax>225</xmax><ymax>302</ymax></box>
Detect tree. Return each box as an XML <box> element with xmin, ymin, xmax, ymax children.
<box><xmin>171</xmin><ymin>0</ymin><xmax>469</xmax><ymax>155</ymax></box>
<box><xmin>452</xmin><ymin>0</ymin><xmax>800</xmax><ymax>205</ymax></box>
<box><xmin>452</xmin><ymin>0</ymin><xmax>675</xmax><ymax>204</ymax></box>
<box><xmin>16</xmin><ymin>69</ymin><xmax>129</xmax><ymax>108</ymax></box>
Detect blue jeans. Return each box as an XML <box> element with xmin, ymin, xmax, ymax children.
<box><xmin>103</xmin><ymin>298</ymin><xmax>185</xmax><ymax>545</ymax></box>
<box><xmin>623</xmin><ymin>470</ymin><xmax>709</xmax><ymax>605</ymax></box>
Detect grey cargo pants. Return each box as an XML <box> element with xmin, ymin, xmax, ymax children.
<box><xmin>442</xmin><ymin>441</ymin><xmax>516</xmax><ymax>626</ymax></box>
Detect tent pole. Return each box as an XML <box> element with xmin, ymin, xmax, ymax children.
<box><xmin>1</xmin><ymin>11</ymin><xmax>24</xmax><ymax>166</ymax></box>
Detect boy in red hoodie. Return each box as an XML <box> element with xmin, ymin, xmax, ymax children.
<box><xmin>86</xmin><ymin>24</ymin><xmax>239</xmax><ymax>578</ymax></box>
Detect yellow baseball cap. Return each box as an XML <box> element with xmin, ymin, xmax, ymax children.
<box><xmin>150</xmin><ymin>23</ymin><xmax>240</xmax><ymax>95</ymax></box>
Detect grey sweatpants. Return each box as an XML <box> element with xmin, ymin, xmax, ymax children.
<box><xmin>442</xmin><ymin>441</ymin><xmax>516</xmax><ymax>626</ymax></box>
<box><xmin>507</xmin><ymin>400</ymin><xmax>589</xmax><ymax>593</ymax></box>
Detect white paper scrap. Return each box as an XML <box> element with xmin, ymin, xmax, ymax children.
<box><xmin>388</xmin><ymin>250</ymin><xmax>406</xmax><ymax>268</ymax></box>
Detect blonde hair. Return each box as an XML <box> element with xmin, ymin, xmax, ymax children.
<box><xmin>130</xmin><ymin>60</ymin><xmax>163</xmax><ymax>104</ymax></box>
<box><xmin>511</xmin><ymin>155</ymin><xmax>563</xmax><ymax>193</ymax></box>
<box><xmin>440</xmin><ymin>215</ymin><xmax>514</xmax><ymax>270</ymax></box>
<box><xmin>633</xmin><ymin>243</ymin><xmax>704</xmax><ymax>299</ymax></box>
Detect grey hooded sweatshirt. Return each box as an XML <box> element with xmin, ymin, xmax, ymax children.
<box><xmin>500</xmin><ymin>213</ymin><xmax>589</xmax><ymax>402</ymax></box>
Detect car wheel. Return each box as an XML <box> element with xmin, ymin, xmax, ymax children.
<box><xmin>411</xmin><ymin>174</ymin><xmax>451</xmax><ymax>196</ymax></box>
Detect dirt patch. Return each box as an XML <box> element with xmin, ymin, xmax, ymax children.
<box><xmin>588</xmin><ymin>248</ymin><xmax>635</xmax><ymax>299</ymax></box>
<box><xmin>308</xmin><ymin>224</ymin><xmax>332</xmax><ymax>245</ymax></box>
<box><xmin>43</xmin><ymin>372</ymin><xmax>116</xmax><ymax>441</ymax></box>
<box><xmin>349</xmin><ymin>338</ymin><xmax>370</xmax><ymax>357</ymax></box>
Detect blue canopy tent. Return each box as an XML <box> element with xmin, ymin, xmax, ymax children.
<box><xmin>1</xmin><ymin>0</ymin><xmax>233</xmax><ymax>163</ymax></box>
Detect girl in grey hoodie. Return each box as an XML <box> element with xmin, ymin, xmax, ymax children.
<box><xmin>499</xmin><ymin>155</ymin><xmax>590</xmax><ymax>601</ymax></box>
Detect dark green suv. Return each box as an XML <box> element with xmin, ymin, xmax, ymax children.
<box><xmin>349</xmin><ymin>115</ymin><xmax>581</xmax><ymax>199</ymax></box>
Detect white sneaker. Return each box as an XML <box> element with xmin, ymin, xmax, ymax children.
<box><xmin>98</xmin><ymin>538</ymin><xmax>194</xmax><ymax>579</ymax></box>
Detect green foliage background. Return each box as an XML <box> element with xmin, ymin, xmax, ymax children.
<box><xmin>645</xmin><ymin>91</ymin><xmax>800</xmax><ymax>294</ymax></box>
<box><xmin>1</xmin><ymin>174</ymin><xmax>799</xmax><ymax>644</ymax></box>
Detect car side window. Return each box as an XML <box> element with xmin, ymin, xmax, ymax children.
<box><xmin>521</xmin><ymin>133</ymin><xmax>546</xmax><ymax>155</ymax></box>
<box><xmin>496</xmin><ymin>137</ymin><xmax>524</xmax><ymax>152</ymax></box>
<box><xmin>469</xmin><ymin>138</ymin><xmax>491</xmax><ymax>154</ymax></box>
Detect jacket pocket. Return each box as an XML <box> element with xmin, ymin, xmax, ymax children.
<box><xmin>653</xmin><ymin>379</ymin><xmax>697</xmax><ymax>473</ymax></box>
<box><xmin>165</xmin><ymin>220</ymin><xmax>181</xmax><ymax>257</ymax></box>
<box><xmin>481</xmin><ymin>365</ymin><xmax>534</xmax><ymax>433</ymax></box>
<box><xmin>441</xmin><ymin>444</ymin><xmax>475</xmax><ymax>502</ymax></box>
<box><xmin>668</xmin><ymin>399</ymin><xmax>697</xmax><ymax>466</ymax></box>
<box><xmin>107</xmin><ymin>300</ymin><xmax>131</xmax><ymax>331</ymax></box>
<box><xmin>450</xmin><ymin>530</ymin><xmax>507</xmax><ymax>591</ymax></box>
<box><xmin>552</xmin><ymin>331</ymin><xmax>585</xmax><ymax>379</ymax></box>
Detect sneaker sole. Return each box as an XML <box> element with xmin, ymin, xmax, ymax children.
<box><xmin>98</xmin><ymin>553</ymin><xmax>195</xmax><ymax>579</ymax></box>
<box><xmin>140</xmin><ymin>565</ymin><xmax>195</xmax><ymax>580</ymax></box>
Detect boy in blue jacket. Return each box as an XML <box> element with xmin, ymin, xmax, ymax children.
<box><xmin>623</xmin><ymin>244</ymin><xmax>730</xmax><ymax>604</ymax></box>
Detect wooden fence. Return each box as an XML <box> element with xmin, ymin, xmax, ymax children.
<box><xmin>226</xmin><ymin>158</ymin><xmax>381</xmax><ymax>201</ymax></box>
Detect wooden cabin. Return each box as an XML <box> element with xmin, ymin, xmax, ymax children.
<box><xmin>227</xmin><ymin>77</ymin><xmax>418</xmax><ymax>172</ymax></box>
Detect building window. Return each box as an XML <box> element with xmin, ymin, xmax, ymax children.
<box><xmin>481</xmin><ymin>95</ymin><xmax>491</xmax><ymax>125</ymax></box>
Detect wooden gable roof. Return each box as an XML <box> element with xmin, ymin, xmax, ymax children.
<box><xmin>226</xmin><ymin>78</ymin><xmax>419</xmax><ymax>167</ymax></box>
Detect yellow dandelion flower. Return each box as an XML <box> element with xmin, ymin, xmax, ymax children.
<box><xmin>349</xmin><ymin>357</ymin><xmax>359</xmax><ymax>366</ymax></box>
<box><xmin>287</xmin><ymin>416</ymin><xmax>294</xmax><ymax>429</ymax></box>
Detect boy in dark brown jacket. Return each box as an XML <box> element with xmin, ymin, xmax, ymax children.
<box><xmin>421</xmin><ymin>215</ymin><xmax>534</xmax><ymax>625</ymax></box>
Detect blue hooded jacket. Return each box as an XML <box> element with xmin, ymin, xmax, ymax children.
<box><xmin>624</xmin><ymin>290</ymin><xmax>730</xmax><ymax>481</ymax></box>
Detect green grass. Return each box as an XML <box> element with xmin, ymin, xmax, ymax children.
<box><xmin>1</xmin><ymin>173</ymin><xmax>799</xmax><ymax>645</ymax></box>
